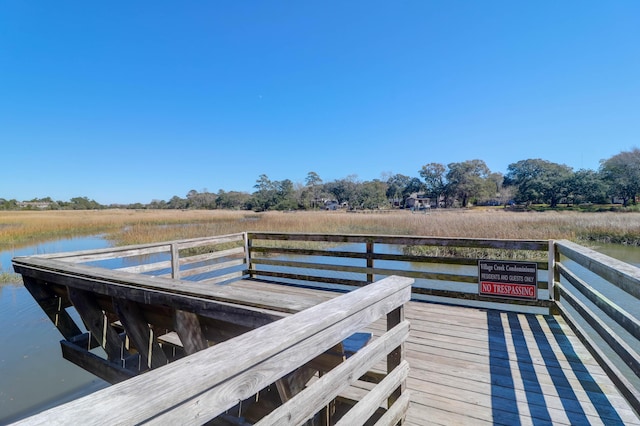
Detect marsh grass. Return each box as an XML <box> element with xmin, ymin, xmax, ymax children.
<box><xmin>0</xmin><ymin>210</ymin><xmax>227</xmax><ymax>250</ymax></box>
<box><xmin>109</xmin><ymin>209</ymin><xmax>640</xmax><ymax>248</ymax></box>
<box><xmin>0</xmin><ymin>267</ymin><xmax>21</xmax><ymax>284</ymax></box>
<box><xmin>2</xmin><ymin>209</ymin><xmax>640</xmax><ymax>251</ymax></box>
<box><xmin>403</xmin><ymin>246</ymin><xmax>549</xmax><ymax>262</ymax></box>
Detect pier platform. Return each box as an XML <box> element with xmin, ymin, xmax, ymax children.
<box><xmin>11</xmin><ymin>232</ymin><xmax>640</xmax><ymax>424</ymax></box>
<box><xmin>232</xmin><ymin>280</ymin><xmax>640</xmax><ymax>425</ymax></box>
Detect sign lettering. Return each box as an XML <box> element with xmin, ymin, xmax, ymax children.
<box><xmin>478</xmin><ymin>260</ymin><xmax>537</xmax><ymax>300</ymax></box>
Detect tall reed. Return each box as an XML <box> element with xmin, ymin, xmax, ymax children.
<box><xmin>108</xmin><ymin>209</ymin><xmax>640</xmax><ymax>246</ymax></box>
<box><xmin>2</xmin><ymin>209</ymin><xmax>640</xmax><ymax>250</ymax></box>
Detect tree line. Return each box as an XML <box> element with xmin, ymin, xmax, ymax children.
<box><xmin>2</xmin><ymin>148</ymin><xmax>640</xmax><ymax>211</ymax></box>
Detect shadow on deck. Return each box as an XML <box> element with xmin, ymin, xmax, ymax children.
<box><xmin>401</xmin><ymin>301</ymin><xmax>639</xmax><ymax>425</ymax></box>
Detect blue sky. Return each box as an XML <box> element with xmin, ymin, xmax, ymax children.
<box><xmin>1</xmin><ymin>2</ymin><xmax>639</xmax><ymax>205</ymax></box>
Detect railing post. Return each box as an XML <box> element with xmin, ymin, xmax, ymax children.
<box><xmin>171</xmin><ymin>243</ymin><xmax>180</xmax><ymax>280</ymax></box>
<box><xmin>548</xmin><ymin>240</ymin><xmax>555</xmax><ymax>301</ymax></box>
<box><xmin>548</xmin><ymin>240</ymin><xmax>561</xmax><ymax>315</ymax></box>
<box><xmin>245</xmin><ymin>232</ymin><xmax>254</xmax><ymax>279</ymax></box>
<box><xmin>387</xmin><ymin>303</ymin><xmax>405</xmax><ymax>415</ymax></box>
<box><xmin>366</xmin><ymin>240</ymin><xmax>374</xmax><ymax>284</ymax></box>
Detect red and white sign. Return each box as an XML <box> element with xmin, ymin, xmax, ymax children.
<box><xmin>480</xmin><ymin>282</ymin><xmax>536</xmax><ymax>298</ymax></box>
<box><xmin>478</xmin><ymin>260</ymin><xmax>538</xmax><ymax>300</ymax></box>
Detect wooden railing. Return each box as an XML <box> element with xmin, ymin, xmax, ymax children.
<box><xmin>35</xmin><ymin>231</ymin><xmax>554</xmax><ymax>310</ymax></box>
<box><xmin>12</xmin><ymin>275</ymin><xmax>413</xmax><ymax>426</ymax></box>
<box><xmin>554</xmin><ymin>240</ymin><xmax>640</xmax><ymax>413</ymax></box>
<box><xmin>246</xmin><ymin>232</ymin><xmax>553</xmax><ymax>310</ymax></box>
<box><xmin>12</xmin><ymin>232</ymin><xmax>640</xmax><ymax>419</ymax></box>
<box><xmin>40</xmin><ymin>232</ymin><xmax>249</xmax><ymax>284</ymax></box>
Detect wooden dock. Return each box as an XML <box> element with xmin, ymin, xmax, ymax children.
<box><xmin>11</xmin><ymin>232</ymin><xmax>640</xmax><ymax>425</ymax></box>
<box><xmin>232</xmin><ymin>280</ymin><xmax>640</xmax><ymax>425</ymax></box>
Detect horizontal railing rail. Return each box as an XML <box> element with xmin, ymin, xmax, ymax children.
<box><xmin>554</xmin><ymin>239</ymin><xmax>640</xmax><ymax>414</ymax></box>
<box><xmin>247</xmin><ymin>232</ymin><xmax>552</xmax><ymax>310</ymax></box>
<box><xmin>13</xmin><ymin>275</ymin><xmax>413</xmax><ymax>426</ymax></box>
<box><xmin>39</xmin><ymin>232</ymin><xmax>249</xmax><ymax>284</ymax></box>
<box><xmin>20</xmin><ymin>231</ymin><xmax>553</xmax><ymax>311</ymax></box>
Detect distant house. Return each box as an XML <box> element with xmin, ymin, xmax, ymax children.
<box><xmin>405</xmin><ymin>193</ymin><xmax>431</xmax><ymax>210</ymax></box>
<box><xmin>18</xmin><ymin>201</ymin><xmax>51</xmax><ymax>209</ymax></box>
<box><xmin>324</xmin><ymin>200</ymin><xmax>340</xmax><ymax>210</ymax></box>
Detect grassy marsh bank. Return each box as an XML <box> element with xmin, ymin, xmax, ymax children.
<box><xmin>2</xmin><ymin>208</ymin><xmax>639</xmax><ymax>282</ymax></box>
<box><xmin>2</xmin><ymin>208</ymin><xmax>640</xmax><ymax>248</ymax></box>
<box><xmin>110</xmin><ymin>209</ymin><xmax>640</xmax><ymax>247</ymax></box>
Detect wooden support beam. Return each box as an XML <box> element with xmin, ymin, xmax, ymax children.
<box><xmin>22</xmin><ymin>277</ymin><xmax>82</xmax><ymax>340</ymax></box>
<box><xmin>174</xmin><ymin>310</ymin><xmax>208</xmax><ymax>354</ymax></box>
<box><xmin>113</xmin><ymin>298</ymin><xmax>168</xmax><ymax>369</ymax></box>
<box><xmin>61</xmin><ymin>340</ymin><xmax>136</xmax><ymax>384</ymax></box>
<box><xmin>199</xmin><ymin>317</ymin><xmax>253</xmax><ymax>343</ymax></box>
<box><xmin>14</xmin><ymin>258</ymin><xmax>286</xmax><ymax>329</ymax></box>
<box><xmin>68</xmin><ymin>287</ymin><xmax>123</xmax><ymax>361</ymax></box>
<box><xmin>275</xmin><ymin>366</ymin><xmax>317</xmax><ymax>402</ymax></box>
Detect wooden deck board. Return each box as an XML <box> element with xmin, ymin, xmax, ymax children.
<box><xmin>227</xmin><ymin>280</ymin><xmax>640</xmax><ymax>425</ymax></box>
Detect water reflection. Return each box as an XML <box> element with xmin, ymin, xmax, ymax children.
<box><xmin>593</xmin><ymin>243</ymin><xmax>640</xmax><ymax>267</ymax></box>
<box><xmin>1</xmin><ymin>235</ymin><xmax>110</xmax><ymax>272</ymax></box>
<box><xmin>0</xmin><ymin>236</ymin><xmax>111</xmax><ymax>423</ymax></box>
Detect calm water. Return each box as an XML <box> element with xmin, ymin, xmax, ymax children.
<box><xmin>1</xmin><ymin>236</ymin><xmax>639</xmax><ymax>423</ymax></box>
<box><xmin>0</xmin><ymin>237</ymin><xmax>111</xmax><ymax>424</ymax></box>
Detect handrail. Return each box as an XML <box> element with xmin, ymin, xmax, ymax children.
<box><xmin>247</xmin><ymin>232</ymin><xmax>552</xmax><ymax>310</ymax></box>
<box><xmin>14</xmin><ymin>231</ymin><xmax>553</xmax><ymax>311</ymax></box>
<box><xmin>12</xmin><ymin>275</ymin><xmax>413</xmax><ymax>425</ymax></box>
<box><xmin>554</xmin><ymin>239</ymin><xmax>640</xmax><ymax>414</ymax></box>
<box><xmin>31</xmin><ymin>232</ymin><xmax>249</xmax><ymax>284</ymax></box>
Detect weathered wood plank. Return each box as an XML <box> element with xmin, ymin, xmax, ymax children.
<box><xmin>404</xmin><ymin>400</ymin><xmax>493</xmax><ymax>426</ymax></box>
<box><xmin>147</xmin><ymin>277</ymin><xmax>413</xmax><ymax>425</ymax></box>
<box><xmin>176</xmin><ymin>258</ymin><xmax>245</xmax><ymax>279</ymax></box>
<box><xmin>116</xmin><ymin>259</ymin><xmax>171</xmax><ymax>274</ymax></box>
<box><xmin>557</xmin><ymin>239</ymin><xmax>640</xmax><ymax>299</ymax></box>
<box><xmin>405</xmin><ymin>337</ymin><xmax>636</xmax><ymax>423</ymax></box>
<box><xmin>404</xmin><ymin>302</ymin><xmax>640</xmax><ymax>425</ymax></box>
<box><xmin>22</xmin><ymin>276</ymin><xmax>82</xmax><ymax>340</ymax></box>
<box><xmin>251</xmin><ymin>257</ymin><xmax>479</xmax><ymax>284</ymax></box>
<box><xmin>558</xmin><ymin>282</ymin><xmax>640</xmax><ymax>377</ymax></box>
<box><xmin>113</xmin><ymin>298</ymin><xmax>168</xmax><ymax>369</ymax></box>
<box><xmin>67</xmin><ymin>287</ymin><xmax>123</xmax><ymax>361</ymax></box>
<box><xmin>179</xmin><ymin>246</ymin><xmax>245</xmax><ymax>266</ymax></box>
<box><xmin>174</xmin><ymin>310</ymin><xmax>208</xmax><ymax>354</ymax></box>
<box><xmin>556</xmin><ymin>299</ymin><xmax>640</xmax><ymax>415</ymax></box>
<box><xmin>250</xmin><ymin>270</ymin><xmax>368</xmax><ymax>287</ymax></box>
<box><xmin>256</xmin><ymin>320</ymin><xmax>410</xmax><ymax>425</ymax></box>
<box><xmin>558</xmin><ymin>261</ymin><xmax>640</xmax><ymax>341</ymax></box>
<box><xmin>411</xmin><ymin>287</ymin><xmax>552</xmax><ymax>308</ymax></box>
<box><xmin>387</xmin><ymin>305</ymin><xmax>405</xmax><ymax>409</ymax></box>
<box><xmin>32</xmin><ymin>232</ymin><xmax>244</xmax><ymax>263</ymax></box>
<box><xmin>13</xmin><ymin>258</ymin><xmax>322</xmax><ymax>317</ymax></box>
<box><xmin>251</xmin><ymin>245</ymin><xmax>549</xmax><ymax>269</ymax></box>
<box><xmin>229</xmin><ymin>279</ymin><xmax>337</xmax><ymax>303</ymax></box>
<box><xmin>198</xmin><ymin>270</ymin><xmax>246</xmax><ymax>285</ymax></box>
<box><xmin>60</xmin><ymin>340</ymin><xmax>135</xmax><ymax>384</ymax></box>
<box><xmin>44</xmin><ymin>243</ymin><xmax>171</xmax><ymax>263</ymax></box>
<box><xmin>15</xmin><ymin>276</ymin><xmax>413</xmax><ymax>425</ymax></box>
<box><xmin>335</xmin><ymin>361</ymin><xmax>410</xmax><ymax>426</ymax></box>
<box><xmin>176</xmin><ymin>233</ymin><xmax>245</xmax><ymax>250</ymax></box>
<box><xmin>374</xmin><ymin>391</ymin><xmax>411</xmax><ymax>426</ymax></box>
<box><xmin>248</xmin><ymin>232</ymin><xmax>548</xmax><ymax>251</ymax></box>
<box><xmin>274</xmin><ymin>366</ymin><xmax>317</xmax><ymax>403</ymax></box>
